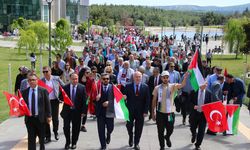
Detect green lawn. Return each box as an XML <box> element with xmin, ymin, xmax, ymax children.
<box><xmin>0</xmin><ymin>48</ymin><xmax>249</xmax><ymax>123</ymax></box>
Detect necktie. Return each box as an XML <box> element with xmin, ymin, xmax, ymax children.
<box><xmin>154</xmin><ymin>77</ymin><xmax>158</xmax><ymax>86</ymax></box>
<box><xmin>104</xmin><ymin>86</ymin><xmax>107</xmax><ymax>92</ymax></box>
<box><xmin>72</xmin><ymin>85</ymin><xmax>76</xmax><ymax>103</ymax></box>
<box><xmin>125</xmin><ymin>69</ymin><xmax>128</xmax><ymax>76</ymax></box>
<box><xmin>32</xmin><ymin>89</ymin><xmax>36</xmax><ymax>116</ymax></box>
<box><xmin>136</xmin><ymin>85</ymin><xmax>139</xmax><ymax>96</ymax></box>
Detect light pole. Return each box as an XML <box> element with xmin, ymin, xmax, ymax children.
<box><xmin>46</xmin><ymin>0</ymin><xmax>53</xmax><ymax>67</ymax></box>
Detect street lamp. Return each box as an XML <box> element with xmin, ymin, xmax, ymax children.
<box><xmin>46</xmin><ymin>0</ymin><xmax>54</xmax><ymax>67</ymax></box>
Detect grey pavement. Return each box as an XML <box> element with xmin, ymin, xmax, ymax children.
<box><xmin>0</xmin><ymin>105</ymin><xmax>250</xmax><ymax>150</ymax></box>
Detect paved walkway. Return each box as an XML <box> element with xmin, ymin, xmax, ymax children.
<box><xmin>0</xmin><ymin>105</ymin><xmax>249</xmax><ymax>150</ymax></box>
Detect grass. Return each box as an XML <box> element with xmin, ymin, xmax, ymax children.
<box><xmin>0</xmin><ymin>48</ymin><xmax>249</xmax><ymax>123</ymax></box>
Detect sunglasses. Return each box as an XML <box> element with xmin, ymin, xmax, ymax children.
<box><xmin>85</xmin><ymin>72</ymin><xmax>90</xmax><ymax>74</ymax></box>
<box><xmin>43</xmin><ymin>71</ymin><xmax>49</xmax><ymax>73</ymax></box>
<box><xmin>102</xmin><ymin>78</ymin><xmax>109</xmax><ymax>80</ymax></box>
<box><xmin>28</xmin><ymin>79</ymin><xmax>37</xmax><ymax>82</ymax></box>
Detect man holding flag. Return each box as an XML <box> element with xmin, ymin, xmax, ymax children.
<box><xmin>60</xmin><ymin>73</ymin><xmax>87</xmax><ymax>149</ymax></box>
<box><xmin>41</xmin><ymin>66</ymin><xmax>64</xmax><ymax>143</ymax></box>
<box><xmin>95</xmin><ymin>73</ymin><xmax>115</xmax><ymax>150</ymax></box>
<box><xmin>151</xmin><ymin>71</ymin><xmax>188</xmax><ymax>150</ymax></box>
<box><xmin>21</xmin><ymin>72</ymin><xmax>52</xmax><ymax>150</ymax></box>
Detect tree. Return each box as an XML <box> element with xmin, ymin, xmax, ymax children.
<box><xmin>135</xmin><ymin>19</ymin><xmax>145</xmax><ymax>30</ymax></box>
<box><xmin>78</xmin><ymin>21</ymin><xmax>93</xmax><ymax>35</ymax></box>
<box><xmin>241</xmin><ymin>19</ymin><xmax>250</xmax><ymax>54</ymax></box>
<box><xmin>224</xmin><ymin>18</ymin><xmax>246</xmax><ymax>59</ymax></box>
<box><xmin>17</xmin><ymin>29</ymin><xmax>38</xmax><ymax>59</ymax></box>
<box><xmin>52</xmin><ymin>19</ymin><xmax>72</xmax><ymax>51</ymax></box>
<box><xmin>28</xmin><ymin>21</ymin><xmax>48</xmax><ymax>54</ymax></box>
<box><xmin>11</xmin><ymin>17</ymin><xmax>33</xmax><ymax>30</ymax></box>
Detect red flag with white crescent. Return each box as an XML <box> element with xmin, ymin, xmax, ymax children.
<box><xmin>38</xmin><ymin>80</ymin><xmax>53</xmax><ymax>93</ymax></box>
<box><xmin>202</xmin><ymin>101</ymin><xmax>228</xmax><ymax>132</ymax></box>
<box><xmin>3</xmin><ymin>91</ymin><xmax>20</xmax><ymax>117</ymax></box>
<box><xmin>18</xmin><ymin>90</ymin><xmax>31</xmax><ymax>116</ymax></box>
<box><xmin>59</xmin><ymin>86</ymin><xmax>74</xmax><ymax>107</ymax></box>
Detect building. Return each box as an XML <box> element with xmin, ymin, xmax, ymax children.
<box><xmin>0</xmin><ymin>0</ymin><xmax>89</xmax><ymax>31</ymax></box>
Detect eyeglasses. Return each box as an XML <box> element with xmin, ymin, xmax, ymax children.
<box><xmin>28</xmin><ymin>79</ymin><xmax>36</xmax><ymax>82</ymax></box>
<box><xmin>43</xmin><ymin>71</ymin><xmax>49</xmax><ymax>73</ymax></box>
<box><xmin>85</xmin><ymin>72</ymin><xmax>90</xmax><ymax>74</ymax></box>
<box><xmin>102</xmin><ymin>78</ymin><xmax>110</xmax><ymax>80</ymax></box>
<box><xmin>170</xmin><ymin>66</ymin><xmax>175</xmax><ymax>68</ymax></box>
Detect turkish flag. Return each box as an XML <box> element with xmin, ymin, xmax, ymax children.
<box><xmin>38</xmin><ymin>80</ymin><xmax>53</xmax><ymax>93</ymax></box>
<box><xmin>224</xmin><ymin>68</ymin><xmax>228</xmax><ymax>77</ymax></box>
<box><xmin>18</xmin><ymin>90</ymin><xmax>31</xmax><ymax>116</ymax></box>
<box><xmin>3</xmin><ymin>91</ymin><xmax>20</xmax><ymax>117</ymax></box>
<box><xmin>202</xmin><ymin>101</ymin><xmax>228</xmax><ymax>132</ymax></box>
<box><xmin>59</xmin><ymin>86</ymin><xmax>73</xmax><ymax>107</ymax></box>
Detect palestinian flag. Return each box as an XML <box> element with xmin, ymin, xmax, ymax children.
<box><xmin>226</xmin><ymin>104</ymin><xmax>240</xmax><ymax>135</ymax></box>
<box><xmin>113</xmin><ymin>85</ymin><xmax>129</xmax><ymax>121</ymax></box>
<box><xmin>188</xmin><ymin>50</ymin><xmax>205</xmax><ymax>91</ymax></box>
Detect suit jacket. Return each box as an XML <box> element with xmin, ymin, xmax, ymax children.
<box><xmin>124</xmin><ymin>83</ymin><xmax>150</xmax><ymax>115</ymax></box>
<box><xmin>96</xmin><ymin>84</ymin><xmax>115</xmax><ymax>118</ymax></box>
<box><xmin>22</xmin><ymin>87</ymin><xmax>51</xmax><ymax>123</ymax></box>
<box><xmin>148</xmin><ymin>75</ymin><xmax>162</xmax><ymax>98</ymax></box>
<box><xmin>20</xmin><ymin>79</ymin><xmax>29</xmax><ymax>92</ymax></box>
<box><xmin>60</xmin><ymin>83</ymin><xmax>87</xmax><ymax>118</ymax></box>
<box><xmin>41</xmin><ymin>75</ymin><xmax>65</xmax><ymax>100</ymax></box>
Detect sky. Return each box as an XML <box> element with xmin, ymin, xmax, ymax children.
<box><xmin>89</xmin><ymin>0</ymin><xmax>250</xmax><ymax>7</ymax></box>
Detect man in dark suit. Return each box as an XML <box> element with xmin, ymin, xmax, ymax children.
<box><xmin>60</xmin><ymin>73</ymin><xmax>87</xmax><ymax>149</ymax></box>
<box><xmin>148</xmin><ymin>67</ymin><xmax>162</xmax><ymax>120</ymax></box>
<box><xmin>41</xmin><ymin>66</ymin><xmax>64</xmax><ymax>143</ymax></box>
<box><xmin>96</xmin><ymin>73</ymin><xmax>115</xmax><ymax>150</ymax></box>
<box><xmin>124</xmin><ymin>71</ymin><xmax>150</xmax><ymax>150</ymax></box>
<box><xmin>22</xmin><ymin>72</ymin><xmax>52</xmax><ymax>150</ymax></box>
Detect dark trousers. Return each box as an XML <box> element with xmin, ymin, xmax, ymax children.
<box><xmin>181</xmin><ymin>92</ymin><xmax>191</xmax><ymax>121</ymax></box>
<box><xmin>82</xmin><ymin>103</ymin><xmax>88</xmax><ymax>125</ymax></box>
<box><xmin>97</xmin><ymin>116</ymin><xmax>114</xmax><ymax>148</ymax></box>
<box><xmin>156</xmin><ymin>111</ymin><xmax>175</xmax><ymax>148</ymax></box>
<box><xmin>63</xmin><ymin>110</ymin><xmax>81</xmax><ymax>145</ymax></box>
<box><xmin>126</xmin><ymin>112</ymin><xmax>144</xmax><ymax>145</ymax></box>
<box><xmin>206</xmin><ymin>58</ymin><xmax>211</xmax><ymax>67</ymax></box>
<box><xmin>189</xmin><ymin>110</ymin><xmax>207</xmax><ymax>147</ymax></box>
<box><xmin>45</xmin><ymin>99</ymin><xmax>59</xmax><ymax>138</ymax></box>
<box><xmin>26</xmin><ymin>117</ymin><xmax>45</xmax><ymax>150</ymax></box>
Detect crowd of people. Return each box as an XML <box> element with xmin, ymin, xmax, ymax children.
<box><xmin>14</xmin><ymin>28</ymin><xmax>248</xmax><ymax>150</ymax></box>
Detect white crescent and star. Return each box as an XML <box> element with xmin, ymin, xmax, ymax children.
<box><xmin>18</xmin><ymin>98</ymin><xmax>24</xmax><ymax>106</ymax></box>
<box><xmin>210</xmin><ymin>110</ymin><xmax>223</xmax><ymax>125</ymax></box>
<box><xmin>9</xmin><ymin>96</ymin><xmax>19</xmax><ymax>104</ymax></box>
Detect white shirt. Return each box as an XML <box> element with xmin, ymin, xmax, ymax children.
<box><xmin>117</xmin><ymin>68</ymin><xmax>134</xmax><ymax>86</ymax></box>
<box><xmin>45</xmin><ymin>78</ymin><xmax>56</xmax><ymax>100</ymax></box>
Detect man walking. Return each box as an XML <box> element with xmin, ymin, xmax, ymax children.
<box><xmin>152</xmin><ymin>71</ymin><xmax>188</xmax><ymax>150</ymax></box>
<box><xmin>22</xmin><ymin>73</ymin><xmax>51</xmax><ymax>150</ymax></box>
<box><xmin>41</xmin><ymin>66</ymin><xmax>64</xmax><ymax>143</ymax></box>
<box><xmin>60</xmin><ymin>73</ymin><xmax>87</xmax><ymax>149</ymax></box>
<box><xmin>96</xmin><ymin>73</ymin><xmax>115</xmax><ymax>150</ymax></box>
<box><xmin>123</xmin><ymin>71</ymin><xmax>150</xmax><ymax>150</ymax></box>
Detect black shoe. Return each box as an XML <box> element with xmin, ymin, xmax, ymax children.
<box><xmin>106</xmin><ymin>134</ymin><xmax>111</xmax><ymax>144</ymax></box>
<box><xmin>80</xmin><ymin>126</ymin><xmax>87</xmax><ymax>132</ymax></box>
<box><xmin>160</xmin><ymin>147</ymin><xmax>165</xmax><ymax>150</ymax></box>
<box><xmin>206</xmin><ymin>130</ymin><xmax>217</xmax><ymax>136</ymax></box>
<box><xmin>165</xmin><ymin>136</ymin><xmax>172</xmax><ymax>148</ymax></box>
<box><xmin>71</xmin><ymin>144</ymin><xmax>77</xmax><ymax>149</ymax></box>
<box><xmin>195</xmin><ymin>145</ymin><xmax>201</xmax><ymax>150</ymax></box>
<box><xmin>191</xmin><ymin>135</ymin><xmax>196</xmax><ymax>143</ymax></box>
<box><xmin>223</xmin><ymin>132</ymin><xmax>227</xmax><ymax>136</ymax></box>
<box><xmin>182</xmin><ymin>119</ymin><xmax>186</xmax><ymax>125</ymax></box>
<box><xmin>64</xmin><ymin>144</ymin><xmax>70</xmax><ymax>150</ymax></box>
<box><xmin>54</xmin><ymin>133</ymin><xmax>59</xmax><ymax>140</ymax></box>
<box><xmin>129</xmin><ymin>136</ymin><xmax>133</xmax><ymax>147</ymax></box>
<box><xmin>44</xmin><ymin>138</ymin><xmax>51</xmax><ymax>144</ymax></box>
<box><xmin>134</xmin><ymin>145</ymin><xmax>140</xmax><ymax>150</ymax></box>
<box><xmin>100</xmin><ymin>147</ymin><xmax>106</xmax><ymax>150</ymax></box>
